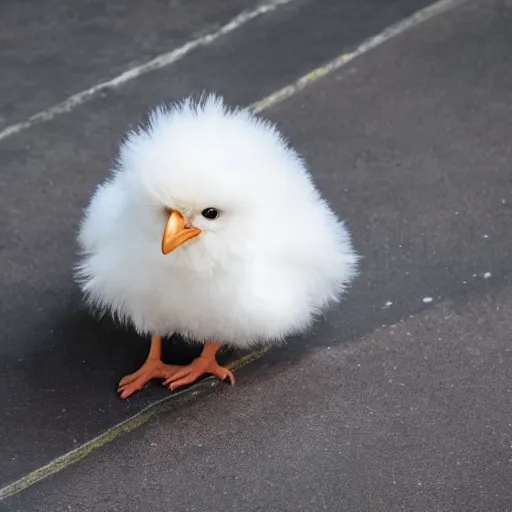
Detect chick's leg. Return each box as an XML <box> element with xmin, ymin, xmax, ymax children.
<box><xmin>118</xmin><ymin>335</ymin><xmax>179</xmax><ymax>399</ymax></box>
<box><xmin>163</xmin><ymin>341</ymin><xmax>235</xmax><ymax>391</ymax></box>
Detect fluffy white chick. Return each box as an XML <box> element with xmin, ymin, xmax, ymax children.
<box><xmin>76</xmin><ymin>94</ymin><xmax>358</xmax><ymax>399</ymax></box>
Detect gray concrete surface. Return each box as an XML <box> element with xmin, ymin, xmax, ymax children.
<box><xmin>2</xmin><ymin>0</ymin><xmax>512</xmax><ymax>510</ymax></box>
<box><xmin>0</xmin><ymin>0</ymin><xmax>261</xmax><ymax>128</ymax></box>
<box><xmin>0</xmin><ymin>0</ymin><xmax>438</xmax><ymax>486</ymax></box>
<box><xmin>7</xmin><ymin>294</ymin><xmax>512</xmax><ymax>511</ymax></box>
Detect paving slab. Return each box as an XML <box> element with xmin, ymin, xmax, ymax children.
<box><xmin>3</xmin><ymin>0</ymin><xmax>512</xmax><ymax>509</ymax></box>
<box><xmin>0</xmin><ymin>0</ymin><xmax>261</xmax><ymax>128</ymax></box>
<box><xmin>0</xmin><ymin>0</ymin><xmax>439</xmax><ymax>490</ymax></box>
<box><xmin>7</xmin><ymin>290</ymin><xmax>512</xmax><ymax>512</ymax></box>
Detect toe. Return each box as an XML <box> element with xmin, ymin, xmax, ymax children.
<box><xmin>163</xmin><ymin>368</ymin><xmax>190</xmax><ymax>386</ymax></box>
<box><xmin>118</xmin><ymin>375</ymin><xmax>149</xmax><ymax>398</ymax></box>
<box><xmin>226</xmin><ymin>370</ymin><xmax>235</xmax><ymax>385</ymax></box>
<box><xmin>164</xmin><ymin>365</ymin><xmax>201</xmax><ymax>386</ymax></box>
<box><xmin>119</xmin><ymin>372</ymin><xmax>139</xmax><ymax>387</ymax></box>
<box><xmin>216</xmin><ymin>367</ymin><xmax>235</xmax><ymax>385</ymax></box>
<box><xmin>167</xmin><ymin>374</ymin><xmax>196</xmax><ymax>391</ymax></box>
<box><xmin>118</xmin><ymin>383</ymin><xmax>138</xmax><ymax>399</ymax></box>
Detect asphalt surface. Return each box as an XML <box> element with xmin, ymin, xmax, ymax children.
<box><xmin>0</xmin><ymin>0</ymin><xmax>437</xmax><ymax>487</ymax></box>
<box><xmin>2</xmin><ymin>0</ymin><xmax>512</xmax><ymax>510</ymax></box>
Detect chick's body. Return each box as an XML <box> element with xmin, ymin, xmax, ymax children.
<box><xmin>77</xmin><ymin>95</ymin><xmax>358</xmax><ymax>397</ymax></box>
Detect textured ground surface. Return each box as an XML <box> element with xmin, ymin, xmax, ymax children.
<box><xmin>1</xmin><ymin>0</ymin><xmax>512</xmax><ymax>510</ymax></box>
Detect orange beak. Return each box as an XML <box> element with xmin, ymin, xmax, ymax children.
<box><xmin>161</xmin><ymin>210</ymin><xmax>202</xmax><ymax>255</ymax></box>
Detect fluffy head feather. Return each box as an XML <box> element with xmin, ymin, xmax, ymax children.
<box><xmin>76</xmin><ymin>94</ymin><xmax>358</xmax><ymax>347</ymax></box>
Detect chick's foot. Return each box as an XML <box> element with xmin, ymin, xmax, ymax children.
<box><xmin>118</xmin><ymin>359</ymin><xmax>180</xmax><ymax>399</ymax></box>
<box><xmin>163</xmin><ymin>356</ymin><xmax>235</xmax><ymax>391</ymax></box>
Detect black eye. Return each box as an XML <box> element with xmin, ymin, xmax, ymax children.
<box><xmin>201</xmin><ymin>207</ymin><xmax>219</xmax><ymax>220</ymax></box>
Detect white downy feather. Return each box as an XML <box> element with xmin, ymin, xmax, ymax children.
<box><xmin>76</xmin><ymin>94</ymin><xmax>358</xmax><ymax>348</ymax></box>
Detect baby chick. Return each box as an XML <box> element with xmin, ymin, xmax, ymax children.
<box><xmin>76</xmin><ymin>94</ymin><xmax>358</xmax><ymax>398</ymax></box>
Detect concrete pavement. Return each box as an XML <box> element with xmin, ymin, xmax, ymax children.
<box><xmin>0</xmin><ymin>0</ymin><xmax>438</xmax><ymax>489</ymax></box>
<box><xmin>2</xmin><ymin>0</ymin><xmax>512</xmax><ymax>510</ymax></box>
